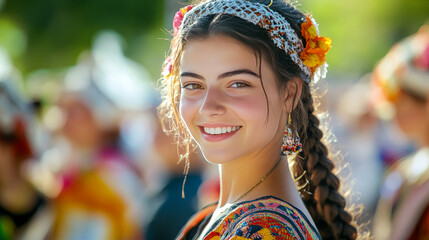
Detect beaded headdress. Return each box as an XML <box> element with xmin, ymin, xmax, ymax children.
<box><xmin>168</xmin><ymin>0</ymin><xmax>332</xmax><ymax>83</ymax></box>
<box><xmin>372</xmin><ymin>25</ymin><xmax>429</xmax><ymax>102</ymax></box>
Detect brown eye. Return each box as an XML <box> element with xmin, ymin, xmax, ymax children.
<box><xmin>230</xmin><ymin>82</ymin><xmax>250</xmax><ymax>88</ymax></box>
<box><xmin>182</xmin><ymin>83</ymin><xmax>204</xmax><ymax>90</ymax></box>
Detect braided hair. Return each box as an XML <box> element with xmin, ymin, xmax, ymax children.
<box><xmin>159</xmin><ymin>0</ymin><xmax>361</xmax><ymax>238</ymax></box>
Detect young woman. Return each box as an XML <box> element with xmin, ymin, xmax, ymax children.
<box><xmin>158</xmin><ymin>0</ymin><xmax>359</xmax><ymax>239</ymax></box>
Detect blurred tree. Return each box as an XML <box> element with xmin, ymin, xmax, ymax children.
<box><xmin>0</xmin><ymin>0</ymin><xmax>427</xmax><ymax>80</ymax></box>
<box><xmin>301</xmin><ymin>0</ymin><xmax>429</xmax><ymax>77</ymax></box>
<box><xmin>0</xmin><ymin>0</ymin><xmax>166</xmax><ymax>79</ymax></box>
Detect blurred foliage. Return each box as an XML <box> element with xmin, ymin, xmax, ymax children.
<box><xmin>0</xmin><ymin>0</ymin><xmax>427</xmax><ymax>82</ymax></box>
<box><xmin>0</xmin><ymin>0</ymin><xmax>167</xmax><ymax>80</ymax></box>
<box><xmin>300</xmin><ymin>0</ymin><xmax>429</xmax><ymax>77</ymax></box>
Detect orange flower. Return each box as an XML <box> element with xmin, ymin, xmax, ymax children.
<box><xmin>300</xmin><ymin>15</ymin><xmax>331</xmax><ymax>72</ymax></box>
<box><xmin>301</xmin><ymin>16</ymin><xmax>318</xmax><ymax>41</ymax></box>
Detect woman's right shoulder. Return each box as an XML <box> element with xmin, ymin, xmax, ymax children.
<box><xmin>176</xmin><ymin>202</ymin><xmax>217</xmax><ymax>240</ymax></box>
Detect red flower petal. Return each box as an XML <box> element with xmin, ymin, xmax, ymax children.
<box><xmin>173</xmin><ymin>5</ymin><xmax>194</xmax><ymax>36</ymax></box>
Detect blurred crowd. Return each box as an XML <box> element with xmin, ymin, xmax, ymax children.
<box><xmin>0</xmin><ymin>24</ymin><xmax>428</xmax><ymax>240</ymax></box>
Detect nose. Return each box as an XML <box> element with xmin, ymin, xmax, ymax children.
<box><xmin>199</xmin><ymin>87</ymin><xmax>226</xmax><ymax>117</ymax></box>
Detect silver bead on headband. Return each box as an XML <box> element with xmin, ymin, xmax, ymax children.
<box><xmin>180</xmin><ymin>0</ymin><xmax>320</xmax><ymax>82</ymax></box>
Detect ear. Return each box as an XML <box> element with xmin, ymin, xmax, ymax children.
<box><xmin>282</xmin><ymin>77</ymin><xmax>303</xmax><ymax>113</ymax></box>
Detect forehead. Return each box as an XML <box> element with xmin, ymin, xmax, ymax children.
<box><xmin>181</xmin><ymin>34</ymin><xmax>259</xmax><ymax>72</ymax></box>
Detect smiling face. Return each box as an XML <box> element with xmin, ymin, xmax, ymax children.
<box><xmin>179</xmin><ymin>34</ymin><xmax>288</xmax><ymax>164</ymax></box>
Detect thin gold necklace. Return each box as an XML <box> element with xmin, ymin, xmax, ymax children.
<box><xmin>204</xmin><ymin>159</ymin><xmax>283</xmax><ymax>239</ymax></box>
<box><xmin>232</xmin><ymin>157</ymin><xmax>283</xmax><ymax>203</ymax></box>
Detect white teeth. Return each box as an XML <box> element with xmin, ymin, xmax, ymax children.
<box><xmin>215</xmin><ymin>127</ymin><xmax>221</xmax><ymax>134</ymax></box>
<box><xmin>203</xmin><ymin>126</ymin><xmax>240</xmax><ymax>135</ymax></box>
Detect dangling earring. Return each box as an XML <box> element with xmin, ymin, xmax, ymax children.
<box><xmin>281</xmin><ymin>114</ymin><xmax>302</xmax><ymax>156</ymax></box>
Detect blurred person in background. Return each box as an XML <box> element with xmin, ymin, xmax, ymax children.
<box><xmin>0</xmin><ymin>49</ymin><xmax>46</xmax><ymax>240</ymax></box>
<box><xmin>332</xmin><ymin>76</ymin><xmax>413</xmax><ymax>227</ymax></box>
<box><xmin>41</xmin><ymin>31</ymin><xmax>149</xmax><ymax>240</ymax></box>
<box><xmin>144</xmin><ymin>108</ymin><xmax>206</xmax><ymax>240</ymax></box>
<box><xmin>333</xmin><ymin>79</ymin><xmax>384</xmax><ymax>226</ymax></box>
<box><xmin>372</xmin><ymin>24</ymin><xmax>429</xmax><ymax>240</ymax></box>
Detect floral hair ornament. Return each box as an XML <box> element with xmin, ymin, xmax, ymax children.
<box><xmin>162</xmin><ymin>5</ymin><xmax>195</xmax><ymax>78</ymax></box>
<box><xmin>173</xmin><ymin>5</ymin><xmax>194</xmax><ymax>36</ymax></box>
<box><xmin>177</xmin><ymin>0</ymin><xmax>332</xmax><ymax>83</ymax></box>
<box><xmin>300</xmin><ymin>15</ymin><xmax>332</xmax><ymax>75</ymax></box>
<box><xmin>372</xmin><ymin>25</ymin><xmax>429</xmax><ymax>103</ymax></box>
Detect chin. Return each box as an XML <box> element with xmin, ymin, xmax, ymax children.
<box><xmin>197</xmin><ymin>145</ymin><xmax>240</xmax><ymax>165</ymax></box>
<box><xmin>189</xmin><ymin>128</ymin><xmax>252</xmax><ymax>165</ymax></box>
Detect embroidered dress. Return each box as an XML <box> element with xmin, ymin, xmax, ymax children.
<box><xmin>374</xmin><ymin>148</ymin><xmax>429</xmax><ymax>240</ymax></box>
<box><xmin>177</xmin><ymin>196</ymin><xmax>321</xmax><ymax>240</ymax></box>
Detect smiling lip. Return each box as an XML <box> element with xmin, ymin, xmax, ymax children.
<box><xmin>198</xmin><ymin>125</ymin><xmax>242</xmax><ymax>142</ymax></box>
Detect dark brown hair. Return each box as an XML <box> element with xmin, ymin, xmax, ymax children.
<box><xmin>158</xmin><ymin>0</ymin><xmax>361</xmax><ymax>239</ymax></box>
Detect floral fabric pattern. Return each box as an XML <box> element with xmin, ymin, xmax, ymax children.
<box><xmin>177</xmin><ymin>196</ymin><xmax>321</xmax><ymax>240</ymax></box>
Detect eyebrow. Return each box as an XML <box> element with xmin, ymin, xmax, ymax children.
<box><xmin>180</xmin><ymin>69</ymin><xmax>260</xmax><ymax>80</ymax></box>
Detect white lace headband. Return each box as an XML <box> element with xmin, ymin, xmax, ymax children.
<box><xmin>177</xmin><ymin>0</ymin><xmax>332</xmax><ymax>83</ymax></box>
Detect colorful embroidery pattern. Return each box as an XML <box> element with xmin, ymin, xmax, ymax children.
<box><xmin>178</xmin><ymin>196</ymin><xmax>320</xmax><ymax>240</ymax></box>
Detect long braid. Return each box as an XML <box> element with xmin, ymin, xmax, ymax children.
<box><xmin>160</xmin><ymin>0</ymin><xmax>362</xmax><ymax>238</ymax></box>
<box><xmin>292</xmin><ymin>83</ymin><xmax>358</xmax><ymax>239</ymax></box>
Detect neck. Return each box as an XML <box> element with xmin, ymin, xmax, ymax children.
<box><xmin>217</xmin><ymin>146</ymin><xmax>290</xmax><ymax>206</ymax></box>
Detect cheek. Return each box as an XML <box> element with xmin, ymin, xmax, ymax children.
<box><xmin>179</xmin><ymin>97</ymin><xmax>199</xmax><ymax>131</ymax></box>
<box><xmin>234</xmin><ymin>95</ymin><xmax>265</xmax><ymax>115</ymax></box>
<box><xmin>233</xmin><ymin>93</ymin><xmax>281</xmax><ymax>131</ymax></box>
